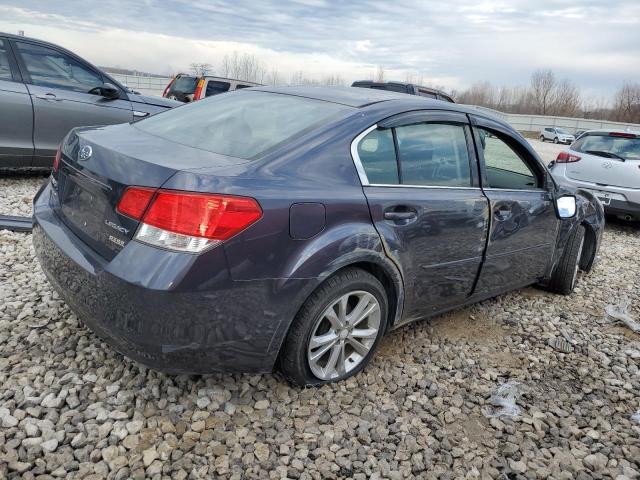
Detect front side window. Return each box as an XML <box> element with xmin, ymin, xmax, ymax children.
<box><xmin>357</xmin><ymin>128</ymin><xmax>399</xmax><ymax>184</ymax></box>
<box><xmin>16</xmin><ymin>42</ymin><xmax>103</xmax><ymax>93</ymax></box>
<box><xmin>396</xmin><ymin>123</ymin><xmax>471</xmax><ymax>187</ymax></box>
<box><xmin>205</xmin><ymin>81</ymin><xmax>230</xmax><ymax>97</ymax></box>
<box><xmin>0</xmin><ymin>40</ymin><xmax>13</xmax><ymax>81</ymax></box>
<box><xmin>478</xmin><ymin>128</ymin><xmax>539</xmax><ymax>190</ymax></box>
<box><xmin>135</xmin><ymin>90</ymin><xmax>353</xmax><ymax>160</ymax></box>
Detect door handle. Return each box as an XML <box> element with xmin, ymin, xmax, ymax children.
<box><xmin>494</xmin><ymin>205</ymin><xmax>512</xmax><ymax>220</ymax></box>
<box><xmin>384</xmin><ymin>208</ymin><xmax>418</xmax><ymax>222</ymax></box>
<box><xmin>35</xmin><ymin>93</ymin><xmax>63</xmax><ymax>101</ymax></box>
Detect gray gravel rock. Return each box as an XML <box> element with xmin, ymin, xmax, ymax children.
<box><xmin>1</xmin><ymin>174</ymin><xmax>639</xmax><ymax>479</ymax></box>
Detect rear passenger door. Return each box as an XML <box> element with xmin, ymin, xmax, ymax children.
<box><xmin>353</xmin><ymin>111</ymin><xmax>490</xmax><ymax>322</ymax></box>
<box><xmin>472</xmin><ymin>116</ymin><xmax>559</xmax><ymax>295</ymax></box>
<box><xmin>12</xmin><ymin>40</ymin><xmax>133</xmax><ymax>165</ymax></box>
<box><xmin>0</xmin><ymin>38</ymin><xmax>34</xmax><ymax>167</ymax></box>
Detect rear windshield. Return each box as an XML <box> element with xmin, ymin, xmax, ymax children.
<box><xmin>573</xmin><ymin>133</ymin><xmax>640</xmax><ymax>160</ymax></box>
<box><xmin>170</xmin><ymin>75</ymin><xmax>197</xmax><ymax>94</ymax></box>
<box><xmin>135</xmin><ymin>91</ymin><xmax>353</xmax><ymax>159</ymax></box>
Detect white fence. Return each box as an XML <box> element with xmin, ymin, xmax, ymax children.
<box><xmin>469</xmin><ymin>106</ymin><xmax>640</xmax><ymax>134</ymax></box>
<box><xmin>110</xmin><ymin>73</ymin><xmax>171</xmax><ymax>97</ymax></box>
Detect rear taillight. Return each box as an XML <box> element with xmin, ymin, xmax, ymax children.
<box><xmin>193</xmin><ymin>79</ymin><xmax>205</xmax><ymax>100</ymax></box>
<box><xmin>556</xmin><ymin>151</ymin><xmax>581</xmax><ymax>163</ymax></box>
<box><xmin>162</xmin><ymin>76</ymin><xmax>175</xmax><ymax>98</ymax></box>
<box><xmin>117</xmin><ymin>187</ymin><xmax>262</xmax><ymax>253</ymax></box>
<box><xmin>52</xmin><ymin>145</ymin><xmax>62</xmax><ymax>173</ymax></box>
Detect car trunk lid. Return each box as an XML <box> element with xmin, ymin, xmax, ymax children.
<box><xmin>53</xmin><ymin>123</ymin><xmax>249</xmax><ymax>260</ymax></box>
<box><xmin>566</xmin><ymin>151</ymin><xmax>640</xmax><ymax>189</ymax></box>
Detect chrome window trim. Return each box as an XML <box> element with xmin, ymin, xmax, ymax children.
<box><xmin>350</xmin><ymin>124</ymin><xmax>379</xmax><ymax>186</ymax></box>
<box><xmin>483</xmin><ymin>188</ymin><xmax>545</xmax><ymax>194</ymax></box>
<box><xmin>350</xmin><ymin>123</ymin><xmax>479</xmax><ymax>190</ymax></box>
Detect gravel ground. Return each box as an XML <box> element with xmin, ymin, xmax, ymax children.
<box><xmin>1</xmin><ymin>152</ymin><xmax>639</xmax><ymax>478</ymax></box>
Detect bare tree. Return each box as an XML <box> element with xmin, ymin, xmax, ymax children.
<box><xmin>613</xmin><ymin>82</ymin><xmax>640</xmax><ymax>123</ymax></box>
<box><xmin>220</xmin><ymin>52</ymin><xmax>267</xmax><ymax>83</ymax></box>
<box><xmin>190</xmin><ymin>63</ymin><xmax>213</xmax><ymax>76</ymax></box>
<box><xmin>530</xmin><ymin>69</ymin><xmax>557</xmax><ymax>115</ymax></box>
<box><xmin>554</xmin><ymin>79</ymin><xmax>581</xmax><ymax>117</ymax></box>
<box><xmin>375</xmin><ymin>65</ymin><xmax>386</xmax><ymax>83</ymax></box>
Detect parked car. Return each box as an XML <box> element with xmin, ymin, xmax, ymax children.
<box><xmin>351</xmin><ymin>80</ymin><xmax>455</xmax><ymax>102</ymax></box>
<box><xmin>33</xmin><ymin>86</ymin><xmax>604</xmax><ymax>385</ymax></box>
<box><xmin>540</xmin><ymin>127</ymin><xmax>575</xmax><ymax>144</ymax></box>
<box><xmin>549</xmin><ymin>129</ymin><xmax>640</xmax><ymax>221</ymax></box>
<box><xmin>162</xmin><ymin>73</ymin><xmax>262</xmax><ymax>103</ymax></box>
<box><xmin>0</xmin><ymin>33</ymin><xmax>180</xmax><ymax>169</ymax></box>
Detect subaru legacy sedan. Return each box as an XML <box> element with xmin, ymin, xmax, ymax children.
<box><xmin>33</xmin><ymin>87</ymin><xmax>604</xmax><ymax>385</ymax></box>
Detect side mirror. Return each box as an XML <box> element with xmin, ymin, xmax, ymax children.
<box><xmin>89</xmin><ymin>83</ymin><xmax>120</xmax><ymax>100</ymax></box>
<box><xmin>556</xmin><ymin>195</ymin><xmax>577</xmax><ymax>219</ymax></box>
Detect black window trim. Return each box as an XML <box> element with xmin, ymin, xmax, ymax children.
<box><xmin>351</xmin><ymin>110</ymin><xmax>482</xmax><ymax>189</ymax></box>
<box><xmin>0</xmin><ymin>38</ymin><xmax>23</xmax><ymax>83</ymax></box>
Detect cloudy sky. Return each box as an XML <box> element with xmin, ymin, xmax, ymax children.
<box><xmin>1</xmin><ymin>1</ymin><xmax>639</xmax><ymax>97</ymax></box>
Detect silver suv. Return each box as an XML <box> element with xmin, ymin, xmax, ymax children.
<box><xmin>0</xmin><ymin>33</ymin><xmax>180</xmax><ymax>168</ymax></box>
<box><xmin>540</xmin><ymin>127</ymin><xmax>575</xmax><ymax>144</ymax></box>
<box><xmin>549</xmin><ymin>129</ymin><xmax>640</xmax><ymax>220</ymax></box>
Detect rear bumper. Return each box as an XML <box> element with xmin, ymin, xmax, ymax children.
<box><xmin>550</xmin><ymin>166</ymin><xmax>640</xmax><ymax>218</ymax></box>
<box><xmin>32</xmin><ymin>182</ymin><xmax>310</xmax><ymax>374</ymax></box>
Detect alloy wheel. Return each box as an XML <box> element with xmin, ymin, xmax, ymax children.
<box><xmin>307</xmin><ymin>291</ymin><xmax>381</xmax><ymax>380</ymax></box>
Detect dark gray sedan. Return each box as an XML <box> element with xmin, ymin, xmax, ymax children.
<box><xmin>0</xmin><ymin>32</ymin><xmax>179</xmax><ymax>168</ymax></box>
<box><xmin>32</xmin><ymin>86</ymin><xmax>604</xmax><ymax>385</ymax></box>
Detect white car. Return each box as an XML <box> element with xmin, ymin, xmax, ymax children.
<box><xmin>549</xmin><ymin>129</ymin><xmax>640</xmax><ymax>221</ymax></box>
<box><xmin>540</xmin><ymin>127</ymin><xmax>575</xmax><ymax>144</ymax></box>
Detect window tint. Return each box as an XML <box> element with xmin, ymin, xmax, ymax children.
<box><xmin>478</xmin><ymin>128</ymin><xmax>539</xmax><ymax>190</ymax></box>
<box><xmin>135</xmin><ymin>91</ymin><xmax>352</xmax><ymax>160</ymax></box>
<box><xmin>0</xmin><ymin>40</ymin><xmax>13</xmax><ymax>81</ymax></box>
<box><xmin>396</xmin><ymin>123</ymin><xmax>471</xmax><ymax>187</ymax></box>
<box><xmin>205</xmin><ymin>80</ymin><xmax>230</xmax><ymax>97</ymax></box>
<box><xmin>418</xmin><ymin>89</ymin><xmax>437</xmax><ymax>99</ymax></box>
<box><xmin>16</xmin><ymin>42</ymin><xmax>103</xmax><ymax>93</ymax></box>
<box><xmin>357</xmin><ymin>128</ymin><xmax>399</xmax><ymax>184</ymax></box>
<box><xmin>235</xmin><ymin>84</ymin><xmax>252</xmax><ymax>89</ymax></box>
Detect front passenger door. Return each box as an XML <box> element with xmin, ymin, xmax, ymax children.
<box><xmin>472</xmin><ymin>117</ymin><xmax>559</xmax><ymax>295</ymax></box>
<box><xmin>12</xmin><ymin>41</ymin><xmax>134</xmax><ymax>165</ymax></box>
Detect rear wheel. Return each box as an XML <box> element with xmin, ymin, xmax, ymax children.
<box><xmin>539</xmin><ymin>135</ymin><xmax>545</xmax><ymax>142</ymax></box>
<box><xmin>279</xmin><ymin>268</ymin><xmax>388</xmax><ymax>386</ymax></box>
<box><xmin>548</xmin><ymin>225</ymin><xmax>585</xmax><ymax>295</ymax></box>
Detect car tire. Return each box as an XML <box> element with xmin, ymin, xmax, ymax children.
<box><xmin>548</xmin><ymin>225</ymin><xmax>585</xmax><ymax>295</ymax></box>
<box><xmin>553</xmin><ymin>137</ymin><xmax>559</xmax><ymax>144</ymax></box>
<box><xmin>539</xmin><ymin>135</ymin><xmax>545</xmax><ymax>142</ymax></box>
<box><xmin>279</xmin><ymin>268</ymin><xmax>388</xmax><ymax>386</ymax></box>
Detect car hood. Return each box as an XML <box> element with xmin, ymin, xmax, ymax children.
<box><xmin>128</xmin><ymin>92</ymin><xmax>181</xmax><ymax>109</ymax></box>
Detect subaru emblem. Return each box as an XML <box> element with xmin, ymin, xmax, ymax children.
<box><xmin>79</xmin><ymin>145</ymin><xmax>92</xmax><ymax>161</ymax></box>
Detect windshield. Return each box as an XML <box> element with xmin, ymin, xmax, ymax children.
<box><xmin>170</xmin><ymin>75</ymin><xmax>197</xmax><ymax>94</ymax></box>
<box><xmin>556</xmin><ymin>128</ymin><xmax>570</xmax><ymax>134</ymax></box>
<box><xmin>575</xmin><ymin>134</ymin><xmax>640</xmax><ymax>160</ymax></box>
<box><xmin>135</xmin><ymin>91</ymin><xmax>353</xmax><ymax>159</ymax></box>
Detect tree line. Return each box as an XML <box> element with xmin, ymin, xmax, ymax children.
<box><xmin>454</xmin><ymin>70</ymin><xmax>640</xmax><ymax>124</ymax></box>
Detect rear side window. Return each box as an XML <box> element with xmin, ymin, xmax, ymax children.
<box><xmin>135</xmin><ymin>91</ymin><xmax>353</xmax><ymax>160</ymax></box>
<box><xmin>16</xmin><ymin>42</ymin><xmax>103</xmax><ymax>93</ymax></box>
<box><xmin>396</xmin><ymin>123</ymin><xmax>471</xmax><ymax>187</ymax></box>
<box><xmin>477</xmin><ymin>128</ymin><xmax>539</xmax><ymax>190</ymax></box>
<box><xmin>0</xmin><ymin>40</ymin><xmax>13</xmax><ymax>81</ymax></box>
<box><xmin>235</xmin><ymin>84</ymin><xmax>252</xmax><ymax>89</ymax></box>
<box><xmin>357</xmin><ymin>129</ymin><xmax>399</xmax><ymax>184</ymax></box>
<box><xmin>205</xmin><ymin>80</ymin><xmax>230</xmax><ymax>97</ymax></box>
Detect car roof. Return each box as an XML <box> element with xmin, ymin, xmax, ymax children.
<box><xmin>253</xmin><ymin>85</ymin><xmax>450</xmax><ymax>108</ymax></box>
<box><xmin>579</xmin><ymin>128</ymin><xmax>640</xmax><ymax>135</ymax></box>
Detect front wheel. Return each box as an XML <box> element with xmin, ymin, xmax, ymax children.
<box><xmin>279</xmin><ymin>268</ymin><xmax>388</xmax><ymax>386</ymax></box>
<box><xmin>553</xmin><ymin>137</ymin><xmax>559</xmax><ymax>144</ymax></box>
<box><xmin>548</xmin><ymin>225</ymin><xmax>585</xmax><ymax>295</ymax></box>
